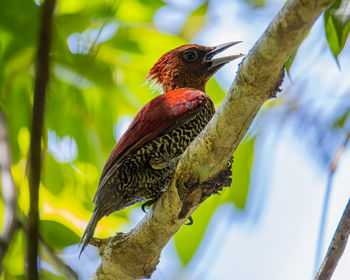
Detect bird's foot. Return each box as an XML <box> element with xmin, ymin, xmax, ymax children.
<box><xmin>150</xmin><ymin>155</ymin><xmax>181</xmax><ymax>171</ymax></box>
<box><xmin>141</xmin><ymin>197</ymin><xmax>158</xmax><ymax>213</ymax></box>
<box><xmin>184</xmin><ymin>215</ymin><xmax>193</xmax><ymax>225</ymax></box>
<box><xmin>150</xmin><ymin>157</ymin><xmax>169</xmax><ymax>170</ymax></box>
<box><xmin>169</xmin><ymin>156</ymin><xmax>181</xmax><ymax>171</ymax></box>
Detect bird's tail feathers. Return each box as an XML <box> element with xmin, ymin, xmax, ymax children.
<box><xmin>79</xmin><ymin>210</ymin><xmax>101</xmax><ymax>257</ymax></box>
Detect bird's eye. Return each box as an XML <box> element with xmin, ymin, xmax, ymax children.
<box><xmin>183</xmin><ymin>50</ymin><xmax>199</xmax><ymax>62</ymax></box>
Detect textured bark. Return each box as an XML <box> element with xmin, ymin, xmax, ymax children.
<box><xmin>315</xmin><ymin>200</ymin><xmax>350</xmax><ymax>280</ymax></box>
<box><xmin>90</xmin><ymin>0</ymin><xmax>336</xmax><ymax>279</ymax></box>
<box><xmin>27</xmin><ymin>0</ymin><xmax>55</xmax><ymax>279</ymax></box>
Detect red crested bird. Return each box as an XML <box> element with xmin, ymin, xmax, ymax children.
<box><xmin>80</xmin><ymin>42</ymin><xmax>244</xmax><ymax>255</ymax></box>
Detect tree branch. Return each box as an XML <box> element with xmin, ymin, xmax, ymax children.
<box><xmin>315</xmin><ymin>199</ymin><xmax>350</xmax><ymax>280</ymax></box>
<box><xmin>27</xmin><ymin>0</ymin><xmax>55</xmax><ymax>279</ymax></box>
<box><xmin>0</xmin><ymin>110</ymin><xmax>19</xmax><ymax>269</ymax></box>
<box><xmin>16</xmin><ymin>220</ymin><xmax>79</xmax><ymax>280</ymax></box>
<box><xmin>0</xmin><ymin>110</ymin><xmax>77</xmax><ymax>279</ymax></box>
<box><xmin>90</xmin><ymin>0</ymin><xmax>336</xmax><ymax>279</ymax></box>
<box><xmin>314</xmin><ymin>133</ymin><xmax>350</xmax><ymax>275</ymax></box>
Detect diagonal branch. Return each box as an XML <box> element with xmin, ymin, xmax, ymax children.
<box><xmin>314</xmin><ymin>132</ymin><xmax>350</xmax><ymax>274</ymax></box>
<box><xmin>17</xmin><ymin>220</ymin><xmax>79</xmax><ymax>280</ymax></box>
<box><xmin>90</xmin><ymin>0</ymin><xmax>336</xmax><ymax>279</ymax></box>
<box><xmin>27</xmin><ymin>0</ymin><xmax>55</xmax><ymax>279</ymax></box>
<box><xmin>0</xmin><ymin>110</ymin><xmax>19</xmax><ymax>269</ymax></box>
<box><xmin>315</xmin><ymin>199</ymin><xmax>350</xmax><ymax>280</ymax></box>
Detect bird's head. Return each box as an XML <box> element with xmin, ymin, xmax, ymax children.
<box><xmin>146</xmin><ymin>42</ymin><xmax>244</xmax><ymax>93</ymax></box>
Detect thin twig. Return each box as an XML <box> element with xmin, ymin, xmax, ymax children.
<box><xmin>0</xmin><ymin>110</ymin><xmax>19</xmax><ymax>269</ymax></box>
<box><xmin>315</xmin><ymin>199</ymin><xmax>350</xmax><ymax>280</ymax></box>
<box><xmin>314</xmin><ymin>133</ymin><xmax>350</xmax><ymax>275</ymax></box>
<box><xmin>19</xmin><ymin>220</ymin><xmax>78</xmax><ymax>280</ymax></box>
<box><xmin>27</xmin><ymin>0</ymin><xmax>55</xmax><ymax>279</ymax></box>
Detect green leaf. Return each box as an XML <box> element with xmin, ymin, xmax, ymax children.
<box><xmin>108</xmin><ymin>27</ymin><xmax>143</xmax><ymax>54</ymax></box>
<box><xmin>333</xmin><ymin>109</ymin><xmax>349</xmax><ymax>128</ymax></box>
<box><xmin>181</xmin><ymin>1</ymin><xmax>209</xmax><ymax>40</ymax></box>
<box><xmin>2</xmin><ymin>231</ymin><xmax>26</xmax><ymax>277</ymax></box>
<box><xmin>40</xmin><ymin>269</ymin><xmax>68</xmax><ymax>280</ymax></box>
<box><xmin>224</xmin><ymin>136</ymin><xmax>255</xmax><ymax>209</ymax></box>
<box><xmin>243</xmin><ymin>0</ymin><xmax>266</xmax><ymax>8</ymax></box>
<box><xmin>0</xmin><ymin>0</ymin><xmax>39</xmax><ymax>45</ymax></box>
<box><xmin>53</xmin><ymin>52</ymin><xmax>116</xmax><ymax>88</ymax></box>
<box><xmin>324</xmin><ymin>0</ymin><xmax>350</xmax><ymax>63</ymax></box>
<box><xmin>41</xmin><ymin>220</ymin><xmax>80</xmax><ymax>251</ymax></box>
<box><xmin>174</xmin><ymin>198</ymin><xmax>220</xmax><ymax>266</ymax></box>
<box><xmin>42</xmin><ymin>154</ymin><xmax>71</xmax><ymax>195</ymax></box>
<box><xmin>56</xmin><ymin>13</ymin><xmax>92</xmax><ymax>39</ymax></box>
<box><xmin>116</xmin><ymin>0</ymin><xmax>164</xmax><ymax>23</ymax></box>
<box><xmin>206</xmin><ymin>78</ymin><xmax>227</xmax><ymax>104</ymax></box>
<box><xmin>174</xmin><ymin>137</ymin><xmax>255</xmax><ymax>264</ymax></box>
<box><xmin>4</xmin><ymin>82</ymin><xmax>32</xmax><ymax>163</ymax></box>
<box><xmin>285</xmin><ymin>48</ymin><xmax>298</xmax><ymax>75</ymax></box>
<box><xmin>46</xmin><ymin>79</ymin><xmax>100</xmax><ymax>164</ymax></box>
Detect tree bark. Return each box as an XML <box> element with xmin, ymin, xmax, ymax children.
<box><xmin>90</xmin><ymin>0</ymin><xmax>336</xmax><ymax>279</ymax></box>
<box><xmin>315</xmin><ymin>199</ymin><xmax>350</xmax><ymax>280</ymax></box>
<box><xmin>27</xmin><ymin>0</ymin><xmax>55</xmax><ymax>279</ymax></box>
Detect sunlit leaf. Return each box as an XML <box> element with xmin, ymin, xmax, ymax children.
<box><xmin>46</xmin><ymin>79</ymin><xmax>100</xmax><ymax>164</ymax></box>
<box><xmin>333</xmin><ymin>107</ymin><xmax>350</xmax><ymax>128</ymax></box>
<box><xmin>40</xmin><ymin>269</ymin><xmax>67</xmax><ymax>280</ymax></box>
<box><xmin>324</xmin><ymin>0</ymin><xmax>350</xmax><ymax>63</ymax></box>
<box><xmin>225</xmin><ymin>136</ymin><xmax>255</xmax><ymax>209</ymax></box>
<box><xmin>174</xmin><ymin>138</ymin><xmax>255</xmax><ymax>264</ymax></box>
<box><xmin>116</xmin><ymin>0</ymin><xmax>164</xmax><ymax>22</ymax></box>
<box><xmin>41</xmin><ymin>220</ymin><xmax>80</xmax><ymax>250</ymax></box>
<box><xmin>206</xmin><ymin>78</ymin><xmax>227</xmax><ymax>104</ymax></box>
<box><xmin>6</xmin><ymin>84</ymin><xmax>32</xmax><ymax>163</ymax></box>
<box><xmin>181</xmin><ymin>1</ymin><xmax>208</xmax><ymax>41</ymax></box>
<box><xmin>107</xmin><ymin>27</ymin><xmax>143</xmax><ymax>53</ymax></box>
<box><xmin>285</xmin><ymin>48</ymin><xmax>298</xmax><ymax>75</ymax></box>
<box><xmin>243</xmin><ymin>0</ymin><xmax>266</xmax><ymax>8</ymax></box>
<box><xmin>42</xmin><ymin>154</ymin><xmax>72</xmax><ymax>195</ymax></box>
<box><xmin>53</xmin><ymin>53</ymin><xmax>115</xmax><ymax>88</ymax></box>
<box><xmin>2</xmin><ymin>231</ymin><xmax>25</xmax><ymax>277</ymax></box>
<box><xmin>17</xmin><ymin>127</ymin><xmax>30</xmax><ymax>157</ymax></box>
<box><xmin>0</xmin><ymin>0</ymin><xmax>39</xmax><ymax>44</ymax></box>
<box><xmin>174</xmin><ymin>197</ymin><xmax>220</xmax><ymax>266</ymax></box>
<box><xmin>56</xmin><ymin>13</ymin><xmax>91</xmax><ymax>39</ymax></box>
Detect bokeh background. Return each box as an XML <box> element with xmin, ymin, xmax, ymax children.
<box><xmin>0</xmin><ymin>0</ymin><xmax>349</xmax><ymax>279</ymax></box>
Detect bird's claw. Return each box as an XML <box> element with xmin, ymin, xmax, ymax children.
<box><xmin>150</xmin><ymin>157</ymin><xmax>169</xmax><ymax>170</ymax></box>
<box><xmin>141</xmin><ymin>198</ymin><xmax>158</xmax><ymax>213</ymax></box>
<box><xmin>184</xmin><ymin>216</ymin><xmax>193</xmax><ymax>225</ymax></box>
<box><xmin>169</xmin><ymin>156</ymin><xmax>181</xmax><ymax>171</ymax></box>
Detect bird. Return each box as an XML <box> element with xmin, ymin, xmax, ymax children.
<box><xmin>80</xmin><ymin>42</ymin><xmax>244</xmax><ymax>255</ymax></box>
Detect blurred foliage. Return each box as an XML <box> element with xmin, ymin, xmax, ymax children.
<box><xmin>243</xmin><ymin>0</ymin><xmax>266</xmax><ymax>8</ymax></box>
<box><xmin>0</xmin><ymin>0</ymin><xmax>252</xmax><ymax>278</ymax></box>
<box><xmin>287</xmin><ymin>1</ymin><xmax>349</xmax><ymax>72</ymax></box>
<box><xmin>180</xmin><ymin>1</ymin><xmax>209</xmax><ymax>41</ymax></box>
<box><xmin>324</xmin><ymin>0</ymin><xmax>350</xmax><ymax>63</ymax></box>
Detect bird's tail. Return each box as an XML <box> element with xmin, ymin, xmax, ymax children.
<box><xmin>79</xmin><ymin>210</ymin><xmax>101</xmax><ymax>257</ymax></box>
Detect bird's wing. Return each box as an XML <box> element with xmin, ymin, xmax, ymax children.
<box><xmin>94</xmin><ymin>88</ymin><xmax>213</xmax><ymax>202</ymax></box>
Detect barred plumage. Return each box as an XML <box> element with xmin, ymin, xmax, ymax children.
<box><xmin>80</xmin><ymin>42</ymin><xmax>243</xmax><ymax>255</ymax></box>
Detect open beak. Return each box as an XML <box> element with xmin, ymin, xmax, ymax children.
<box><xmin>205</xmin><ymin>41</ymin><xmax>245</xmax><ymax>69</ymax></box>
